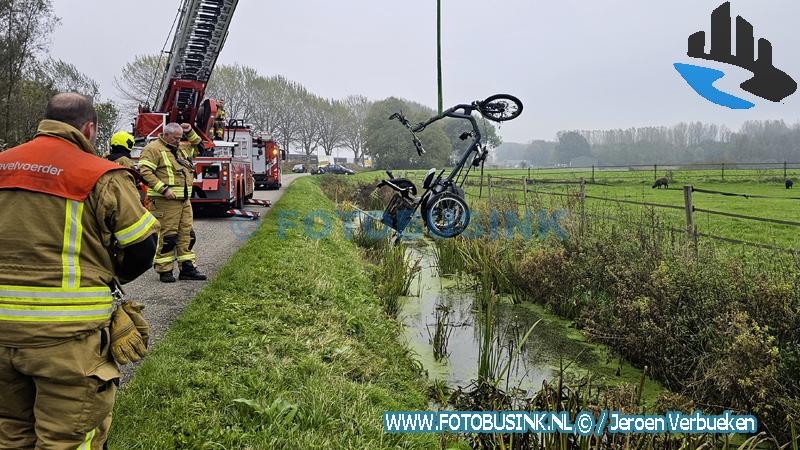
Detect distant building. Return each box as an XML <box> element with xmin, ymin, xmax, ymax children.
<box><xmin>287</xmin><ymin>153</ymin><xmax>318</xmax><ymax>164</ymax></box>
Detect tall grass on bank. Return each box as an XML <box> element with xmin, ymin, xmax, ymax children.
<box><xmin>110</xmin><ymin>178</ymin><xmax>437</xmax><ymax>449</ymax></box>
<box><xmin>433</xmin><ymin>237</ymin><xmax>463</xmax><ymax>277</ymax></box>
<box><xmin>431</xmin><ymin>193</ymin><xmax>800</xmax><ymax>440</ymax></box>
<box><xmin>451</xmin><ymin>372</ymin><xmax>791</xmax><ymax>449</ymax></box>
<box><xmin>373</xmin><ymin>245</ymin><xmax>421</xmax><ymax>318</ymax></box>
<box><xmin>428</xmin><ymin>304</ymin><xmax>454</xmax><ymax>361</ymax></box>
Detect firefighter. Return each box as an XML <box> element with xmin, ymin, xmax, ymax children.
<box><xmin>213</xmin><ymin>98</ymin><xmax>226</xmax><ymax>140</ymax></box>
<box><xmin>179</xmin><ymin>123</ymin><xmax>202</xmax><ymax>257</ymax></box>
<box><xmin>106</xmin><ymin>130</ymin><xmax>136</xmax><ymax>169</ymax></box>
<box><xmin>138</xmin><ymin>122</ymin><xmax>207</xmax><ymax>283</ymax></box>
<box><xmin>180</xmin><ymin>122</ymin><xmax>202</xmax><ymax>161</ymax></box>
<box><xmin>0</xmin><ymin>93</ymin><xmax>159</xmax><ymax>449</ymax></box>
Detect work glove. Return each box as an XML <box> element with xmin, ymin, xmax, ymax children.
<box><xmin>110</xmin><ymin>301</ymin><xmax>150</xmax><ymax>365</ymax></box>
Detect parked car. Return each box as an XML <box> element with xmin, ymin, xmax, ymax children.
<box><xmin>316</xmin><ymin>164</ymin><xmax>355</xmax><ymax>175</ymax></box>
<box><xmin>291</xmin><ymin>164</ymin><xmax>306</xmax><ymax>173</ymax></box>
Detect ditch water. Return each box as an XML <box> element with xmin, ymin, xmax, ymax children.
<box><xmin>398</xmin><ymin>240</ymin><xmax>663</xmax><ymax>403</ymax></box>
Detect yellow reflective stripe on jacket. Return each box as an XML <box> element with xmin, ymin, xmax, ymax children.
<box><xmin>147</xmin><ymin>185</ymin><xmax>193</xmax><ymax>199</ymax></box>
<box><xmin>139</xmin><ymin>159</ymin><xmax>158</xmax><ymax>171</ymax></box>
<box><xmin>0</xmin><ymin>303</ymin><xmax>113</xmax><ymax>322</ymax></box>
<box><xmin>153</xmin><ymin>181</ymin><xmax>166</xmax><ymax>192</ymax></box>
<box><xmin>115</xmin><ymin>212</ymin><xmax>157</xmax><ymax>246</ymax></box>
<box><xmin>78</xmin><ymin>429</ymin><xmax>96</xmax><ymax>450</ymax></box>
<box><xmin>0</xmin><ymin>285</ymin><xmax>112</xmax><ymax>304</ymax></box>
<box><xmin>176</xmin><ymin>254</ymin><xmax>195</xmax><ymax>262</ymax></box>
<box><xmin>0</xmin><ymin>285</ymin><xmax>113</xmax><ymax>323</ymax></box>
<box><xmin>61</xmin><ymin>200</ymin><xmax>84</xmax><ymax>289</ymax></box>
<box><xmin>161</xmin><ymin>151</ymin><xmax>175</xmax><ymax>185</ymax></box>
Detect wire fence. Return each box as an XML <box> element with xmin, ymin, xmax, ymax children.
<box><xmin>398</xmin><ymin>171</ymin><xmax>800</xmax><ymax>254</ymax></box>
<box><xmin>485</xmin><ymin>161</ymin><xmax>800</xmax><ymax>183</ymax></box>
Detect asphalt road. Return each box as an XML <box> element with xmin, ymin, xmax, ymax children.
<box><xmin>119</xmin><ymin>173</ymin><xmax>307</xmax><ymax>384</ymax></box>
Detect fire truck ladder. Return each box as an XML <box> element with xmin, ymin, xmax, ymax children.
<box><xmin>155</xmin><ymin>0</ymin><xmax>240</xmax><ymax>115</ymax></box>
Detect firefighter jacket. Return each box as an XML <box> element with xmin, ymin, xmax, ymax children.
<box><xmin>138</xmin><ymin>136</ymin><xmax>195</xmax><ymax>200</ymax></box>
<box><xmin>179</xmin><ymin>129</ymin><xmax>202</xmax><ymax>161</ymax></box>
<box><xmin>107</xmin><ymin>147</ymin><xmax>135</xmax><ymax>169</ymax></box>
<box><xmin>0</xmin><ymin>120</ymin><xmax>159</xmax><ymax>347</ymax></box>
<box><xmin>215</xmin><ymin>108</ymin><xmax>227</xmax><ymax>125</ymax></box>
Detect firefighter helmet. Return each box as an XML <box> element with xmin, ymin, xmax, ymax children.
<box><xmin>110</xmin><ymin>131</ymin><xmax>135</xmax><ymax>150</ymax></box>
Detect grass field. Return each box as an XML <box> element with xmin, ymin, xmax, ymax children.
<box><xmin>110</xmin><ymin>177</ymin><xmax>438</xmax><ymax>449</ymax></box>
<box><xmin>351</xmin><ymin>168</ymin><xmax>800</xmax><ymax>250</ymax></box>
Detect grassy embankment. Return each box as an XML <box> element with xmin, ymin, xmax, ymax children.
<box><xmin>109</xmin><ymin>177</ymin><xmax>437</xmax><ymax>449</ymax></box>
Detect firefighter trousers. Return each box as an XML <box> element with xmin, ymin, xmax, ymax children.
<box><xmin>0</xmin><ymin>328</ymin><xmax>119</xmax><ymax>450</ymax></box>
<box><xmin>149</xmin><ymin>197</ymin><xmax>196</xmax><ymax>273</ymax></box>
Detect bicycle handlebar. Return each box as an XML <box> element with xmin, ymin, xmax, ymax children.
<box><xmin>390</xmin><ymin>100</ymin><xmax>485</xmax><ymax>157</ymax></box>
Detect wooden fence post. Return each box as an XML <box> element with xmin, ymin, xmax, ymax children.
<box><xmin>654</xmin><ymin>164</ymin><xmax>658</xmax><ymax>181</ymax></box>
<box><xmin>488</xmin><ymin>175</ymin><xmax>493</xmax><ymax>201</ymax></box>
<box><xmin>591</xmin><ymin>165</ymin><xmax>596</xmax><ymax>183</ymax></box>
<box><xmin>785</xmin><ymin>161</ymin><xmax>788</xmax><ymax>180</ymax></box>
<box><xmin>523</xmin><ymin>177</ymin><xmax>529</xmax><ymax>213</ymax></box>
<box><xmin>684</xmin><ymin>185</ymin><xmax>697</xmax><ymax>251</ymax></box>
<box><xmin>721</xmin><ymin>163</ymin><xmax>725</xmax><ymax>181</ymax></box>
<box><xmin>579</xmin><ymin>178</ymin><xmax>586</xmax><ymax>237</ymax></box>
<box><xmin>528</xmin><ymin>167</ymin><xmax>531</xmax><ymax>180</ymax></box>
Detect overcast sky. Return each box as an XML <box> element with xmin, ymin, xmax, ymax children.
<box><xmin>50</xmin><ymin>0</ymin><xmax>800</xmax><ymax>144</ymax></box>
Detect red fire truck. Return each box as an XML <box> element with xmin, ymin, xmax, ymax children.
<box><xmin>252</xmin><ymin>136</ymin><xmax>283</xmax><ymax>190</ymax></box>
<box><xmin>131</xmin><ymin>0</ymin><xmax>268</xmax><ymax>216</ymax></box>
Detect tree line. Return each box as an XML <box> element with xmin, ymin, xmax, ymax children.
<box><xmin>118</xmin><ymin>57</ymin><xmax>501</xmax><ymax>169</ymax></box>
<box><xmin>497</xmin><ymin>121</ymin><xmax>800</xmax><ymax>167</ymax></box>
<box><xmin>0</xmin><ymin>0</ymin><xmax>502</xmax><ymax>168</ymax></box>
<box><xmin>0</xmin><ymin>0</ymin><xmax>118</xmax><ymax>153</ymax></box>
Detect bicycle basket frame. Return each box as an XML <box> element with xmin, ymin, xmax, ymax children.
<box><xmin>381</xmin><ymin>193</ymin><xmax>417</xmax><ymax>233</ymax></box>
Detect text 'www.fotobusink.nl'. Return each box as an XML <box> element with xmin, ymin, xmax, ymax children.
<box><xmin>383</xmin><ymin>411</ymin><xmax>757</xmax><ymax>435</ymax></box>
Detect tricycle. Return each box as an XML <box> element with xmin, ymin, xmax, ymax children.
<box><xmin>378</xmin><ymin>94</ymin><xmax>523</xmax><ymax>239</ymax></box>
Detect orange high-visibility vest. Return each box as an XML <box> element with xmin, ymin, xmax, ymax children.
<box><xmin>0</xmin><ymin>136</ymin><xmax>126</xmax><ymax>200</ymax></box>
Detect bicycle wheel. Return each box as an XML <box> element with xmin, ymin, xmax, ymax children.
<box><xmin>423</xmin><ymin>192</ymin><xmax>470</xmax><ymax>238</ymax></box>
<box><xmin>479</xmin><ymin>94</ymin><xmax>523</xmax><ymax>122</ymax></box>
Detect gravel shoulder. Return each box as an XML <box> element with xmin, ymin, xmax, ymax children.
<box><xmin>119</xmin><ymin>173</ymin><xmax>307</xmax><ymax>383</ymax></box>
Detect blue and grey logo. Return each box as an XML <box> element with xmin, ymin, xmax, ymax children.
<box><xmin>675</xmin><ymin>2</ymin><xmax>797</xmax><ymax>109</ymax></box>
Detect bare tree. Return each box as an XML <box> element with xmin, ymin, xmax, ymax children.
<box><xmin>272</xmin><ymin>77</ymin><xmax>305</xmax><ymax>154</ymax></box>
<box><xmin>45</xmin><ymin>59</ymin><xmax>99</xmax><ymax>98</ymax></box>
<box><xmin>114</xmin><ymin>54</ymin><xmax>165</xmax><ymax>111</ymax></box>
<box><xmin>43</xmin><ymin>59</ymin><xmax>119</xmax><ymax>154</ymax></box>
<box><xmin>249</xmin><ymin>76</ymin><xmax>280</xmax><ymax>138</ymax></box>
<box><xmin>341</xmin><ymin>95</ymin><xmax>370</xmax><ymax>165</ymax></box>
<box><xmin>317</xmin><ymin>99</ymin><xmax>347</xmax><ymax>157</ymax></box>
<box><xmin>293</xmin><ymin>92</ymin><xmax>323</xmax><ymax>162</ymax></box>
<box><xmin>0</xmin><ymin>0</ymin><xmax>58</xmax><ymax>146</ymax></box>
<box><xmin>206</xmin><ymin>64</ymin><xmax>261</xmax><ymax>123</ymax></box>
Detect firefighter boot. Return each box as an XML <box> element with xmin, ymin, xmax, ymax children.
<box><xmin>159</xmin><ymin>271</ymin><xmax>176</xmax><ymax>283</ymax></box>
<box><xmin>179</xmin><ymin>262</ymin><xmax>207</xmax><ymax>281</ymax></box>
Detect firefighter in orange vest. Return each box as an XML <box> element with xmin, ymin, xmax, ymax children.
<box><xmin>0</xmin><ymin>93</ymin><xmax>159</xmax><ymax>449</ymax></box>
<box><xmin>138</xmin><ymin>122</ymin><xmax>206</xmax><ymax>282</ymax></box>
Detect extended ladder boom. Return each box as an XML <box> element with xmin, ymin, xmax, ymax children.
<box><xmin>152</xmin><ymin>0</ymin><xmax>239</xmax><ymax>125</ymax></box>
